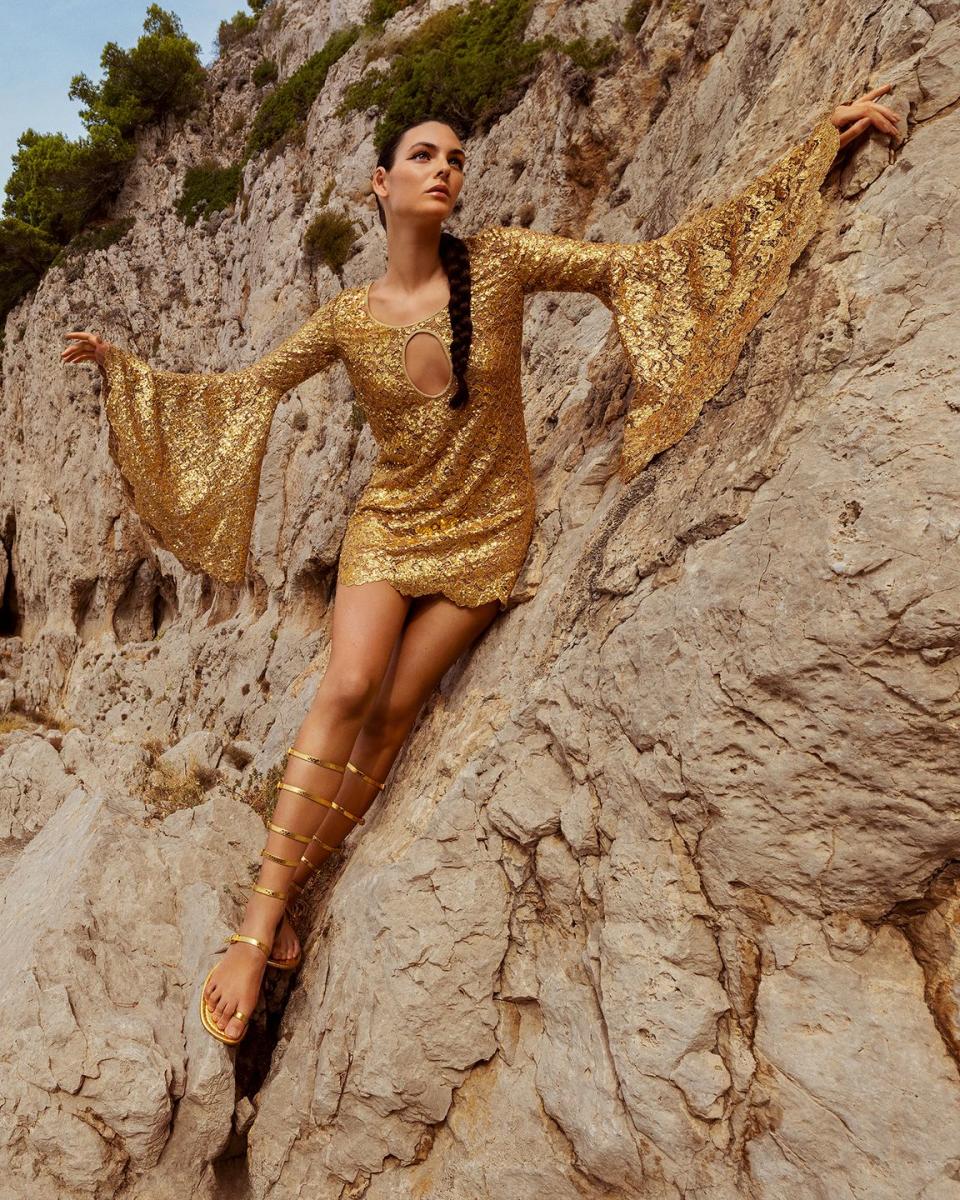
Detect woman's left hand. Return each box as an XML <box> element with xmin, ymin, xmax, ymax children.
<box><xmin>829</xmin><ymin>83</ymin><xmax>903</xmax><ymax>150</ymax></box>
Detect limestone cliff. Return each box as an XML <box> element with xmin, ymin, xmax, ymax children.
<box><xmin>1</xmin><ymin>1</ymin><xmax>958</xmax><ymax>1197</ymax></box>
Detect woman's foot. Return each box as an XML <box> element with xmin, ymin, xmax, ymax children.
<box><xmin>271</xmin><ymin>911</ymin><xmax>301</xmax><ymax>964</ymax></box>
<box><xmin>204</xmin><ymin>921</ymin><xmax>277</xmax><ymax>1039</ymax></box>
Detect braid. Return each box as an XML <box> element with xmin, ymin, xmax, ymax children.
<box><xmin>438</xmin><ymin>230</ymin><xmax>473</xmax><ymax>409</ymax></box>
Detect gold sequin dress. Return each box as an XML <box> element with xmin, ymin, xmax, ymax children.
<box><xmin>97</xmin><ymin>114</ymin><xmax>839</xmax><ymax>609</ymax></box>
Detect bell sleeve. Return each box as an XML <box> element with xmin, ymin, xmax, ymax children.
<box><xmin>96</xmin><ymin>292</ymin><xmax>342</xmax><ymax>583</ymax></box>
<box><xmin>484</xmin><ymin>111</ymin><xmax>841</xmax><ymax>481</ymax></box>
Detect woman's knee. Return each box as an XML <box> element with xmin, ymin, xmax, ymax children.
<box><xmin>314</xmin><ymin>662</ymin><xmax>383</xmax><ymax>720</ymax></box>
<box><xmin>362</xmin><ymin>698</ymin><xmax>421</xmax><ymax>747</ymax></box>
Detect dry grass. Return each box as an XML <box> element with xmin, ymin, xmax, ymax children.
<box><xmin>0</xmin><ymin>702</ymin><xmax>78</xmax><ymax>735</ymax></box>
<box><xmin>0</xmin><ymin>712</ymin><xmax>35</xmax><ymax>734</ymax></box>
<box><xmin>138</xmin><ymin>742</ymin><xmax>340</xmax><ymax>916</ymax></box>
<box><xmin>142</xmin><ymin>754</ymin><xmax>220</xmax><ymax>819</ymax></box>
<box><xmin>139</xmin><ymin>736</ymin><xmax>287</xmax><ymax>822</ymax></box>
<box><xmin>233</xmin><ymin>756</ymin><xmax>286</xmax><ymax>823</ymax></box>
<box><xmin>140</xmin><ymin>734</ymin><xmax>219</xmax><ymax>819</ymax></box>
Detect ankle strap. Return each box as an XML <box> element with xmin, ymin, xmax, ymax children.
<box><xmin>265</xmin><ymin>819</ymin><xmax>312</xmax><ymax>845</ymax></box>
<box><xmin>261</xmin><ymin>847</ymin><xmax>301</xmax><ymax>868</ymax></box>
<box><xmin>225</xmin><ymin>932</ymin><xmax>270</xmax><ymax>958</ymax></box>
<box><xmin>276</xmin><ymin>781</ymin><xmax>365</xmax><ymax>825</ymax></box>
<box><xmin>286</xmin><ymin>745</ymin><xmax>384</xmax><ymax>791</ymax></box>
<box><xmin>346</xmin><ymin>760</ymin><xmax>386</xmax><ymax>791</ymax></box>
<box><xmin>251</xmin><ymin>883</ymin><xmax>290</xmax><ymax>902</ymax></box>
<box><xmin>286</xmin><ymin>746</ymin><xmax>347</xmax><ymax>773</ymax></box>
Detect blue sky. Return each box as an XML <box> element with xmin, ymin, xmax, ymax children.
<box><xmin>0</xmin><ymin>1</ymin><xmax>244</xmax><ymax>201</ymax></box>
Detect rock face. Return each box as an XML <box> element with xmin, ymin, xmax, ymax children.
<box><xmin>2</xmin><ymin>1</ymin><xmax>959</xmax><ymax>1197</ymax></box>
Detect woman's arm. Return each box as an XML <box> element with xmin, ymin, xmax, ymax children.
<box><xmin>62</xmin><ymin>292</ymin><xmax>342</xmax><ymax>583</ymax></box>
<box><xmin>613</xmin><ymin>86</ymin><xmax>904</xmax><ymax>480</ymax></box>
<box><xmin>480</xmin><ymin>87</ymin><xmax>902</xmax><ymax>480</ymax></box>
<box><xmin>612</xmin><ymin>108</ymin><xmax>843</xmax><ymax>479</ymax></box>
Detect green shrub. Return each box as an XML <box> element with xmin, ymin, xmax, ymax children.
<box><xmin>216</xmin><ymin>11</ymin><xmax>259</xmax><ymax>54</ymax></box>
<box><xmin>3</xmin><ymin>125</ymin><xmax>134</xmax><ymax>243</ymax></box>
<box><xmin>252</xmin><ymin>57</ymin><xmax>279</xmax><ymax>86</ymax></box>
<box><xmin>303</xmin><ymin>208</ymin><xmax>358</xmax><ymax>273</ymax></box>
<box><xmin>624</xmin><ymin>0</ymin><xmax>651</xmax><ymax>34</ymax></box>
<box><xmin>68</xmin><ymin>5</ymin><xmax>205</xmax><ymax>137</ymax></box>
<box><xmin>0</xmin><ymin>218</ymin><xmax>61</xmax><ymax>325</ymax></box>
<box><xmin>550</xmin><ymin>33</ymin><xmax>617</xmax><ymax>72</ymax></box>
<box><xmin>216</xmin><ymin>0</ymin><xmax>274</xmax><ymax>54</ymax></box>
<box><xmin>50</xmin><ymin>217</ymin><xmax>136</xmax><ymax>275</ymax></box>
<box><xmin>366</xmin><ymin>0</ymin><xmax>417</xmax><ymax>28</ymax></box>
<box><xmin>338</xmin><ymin>0</ymin><xmax>542</xmax><ymax>151</ymax></box>
<box><xmin>244</xmin><ymin>25</ymin><xmax>361</xmax><ymax>161</ymax></box>
<box><xmin>175</xmin><ymin>161</ymin><xmax>243</xmax><ymax>226</ymax></box>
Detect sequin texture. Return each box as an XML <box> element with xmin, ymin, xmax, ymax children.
<box><xmin>97</xmin><ymin>114</ymin><xmax>839</xmax><ymax>608</ymax></box>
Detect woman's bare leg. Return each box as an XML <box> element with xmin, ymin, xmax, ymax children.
<box><xmin>203</xmin><ymin>579</ymin><xmax>411</xmax><ymax>1040</ymax></box>
<box><xmin>293</xmin><ymin>590</ymin><xmax>501</xmax><ymax>877</ymax></box>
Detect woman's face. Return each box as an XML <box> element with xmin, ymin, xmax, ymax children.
<box><xmin>374</xmin><ymin>122</ymin><xmax>466</xmax><ymax>225</ymax></box>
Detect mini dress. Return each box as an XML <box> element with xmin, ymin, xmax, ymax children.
<box><xmin>96</xmin><ymin>114</ymin><xmax>839</xmax><ymax>610</ymax></box>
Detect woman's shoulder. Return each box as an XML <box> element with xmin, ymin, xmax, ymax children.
<box><xmin>462</xmin><ymin>224</ymin><xmax>507</xmax><ymax>248</ymax></box>
<box><xmin>460</xmin><ymin>225</ymin><xmax>526</xmax><ymax>272</ymax></box>
<box><xmin>462</xmin><ymin>224</ymin><xmax>535</xmax><ymax>258</ymax></box>
<box><xmin>325</xmin><ymin>283</ymin><xmax>366</xmax><ymax>323</ymax></box>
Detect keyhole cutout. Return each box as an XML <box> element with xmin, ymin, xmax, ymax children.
<box><xmin>402</xmin><ymin>330</ymin><xmax>453</xmax><ymax>397</ymax></box>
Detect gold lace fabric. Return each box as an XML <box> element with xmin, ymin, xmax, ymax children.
<box><xmin>97</xmin><ymin>112</ymin><xmax>840</xmax><ymax>592</ymax></box>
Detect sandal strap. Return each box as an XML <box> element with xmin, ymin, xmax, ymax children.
<box><xmin>251</xmin><ymin>883</ymin><xmax>289</xmax><ymax>901</ymax></box>
<box><xmin>265</xmin><ymin>819</ymin><xmax>312</xmax><ymax>846</ymax></box>
<box><xmin>261</xmin><ymin>848</ymin><xmax>301</xmax><ymax>868</ymax></box>
<box><xmin>226</xmin><ymin>932</ymin><xmax>271</xmax><ymax>958</ymax></box>
<box><xmin>296</xmin><ymin>836</ymin><xmax>342</xmax><ymax>878</ymax></box>
<box><xmin>286</xmin><ymin>746</ymin><xmax>347</xmax><ymax>773</ymax></box>
<box><xmin>240</xmin><ymin>878</ymin><xmax>292</xmax><ymax>902</ymax></box>
<box><xmin>276</xmin><ymin>781</ymin><xmax>365</xmax><ymax>825</ymax></box>
<box><xmin>346</xmin><ymin>760</ymin><xmax>386</xmax><ymax>791</ymax></box>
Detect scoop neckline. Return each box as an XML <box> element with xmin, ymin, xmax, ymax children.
<box><xmin>363</xmin><ymin>280</ymin><xmax>450</xmax><ymax>329</ymax></box>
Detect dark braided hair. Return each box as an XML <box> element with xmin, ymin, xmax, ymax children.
<box><xmin>373</xmin><ymin>118</ymin><xmax>473</xmax><ymax>410</ymax></box>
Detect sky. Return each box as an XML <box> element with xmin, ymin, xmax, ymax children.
<box><xmin>0</xmin><ymin>0</ymin><xmax>245</xmax><ymax>202</ymax></box>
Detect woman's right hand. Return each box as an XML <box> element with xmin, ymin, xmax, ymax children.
<box><xmin>61</xmin><ymin>331</ymin><xmax>112</xmax><ymax>367</ymax></box>
<box><xmin>828</xmin><ymin>83</ymin><xmax>903</xmax><ymax>151</ymax></box>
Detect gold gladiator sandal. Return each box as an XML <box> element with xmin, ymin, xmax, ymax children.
<box><xmin>255</xmin><ymin>822</ymin><xmax>309</xmax><ymax>972</ymax></box>
<box><xmin>278</xmin><ymin>748</ymin><xmax>386</xmax><ymax>882</ymax></box>
<box><xmin>198</xmin><ymin>864</ymin><xmax>296</xmax><ymax>1041</ymax></box>
<box><xmin>199</xmin><ymin>836</ymin><xmax>307</xmax><ymax>1043</ymax></box>
<box><xmin>259</xmin><ymin>747</ymin><xmax>360</xmax><ymax>970</ymax></box>
<box><xmin>198</xmin><ymin>749</ymin><xmax>368</xmax><ymax>1043</ymax></box>
<box><xmin>199</xmin><ymin>932</ymin><xmax>270</xmax><ymax>1045</ymax></box>
<box><xmin>280</xmin><ymin>746</ymin><xmax>349</xmax><ymax>894</ymax></box>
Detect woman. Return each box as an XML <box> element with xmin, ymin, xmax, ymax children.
<box><xmin>61</xmin><ymin>87</ymin><xmax>901</xmax><ymax>1045</ymax></box>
